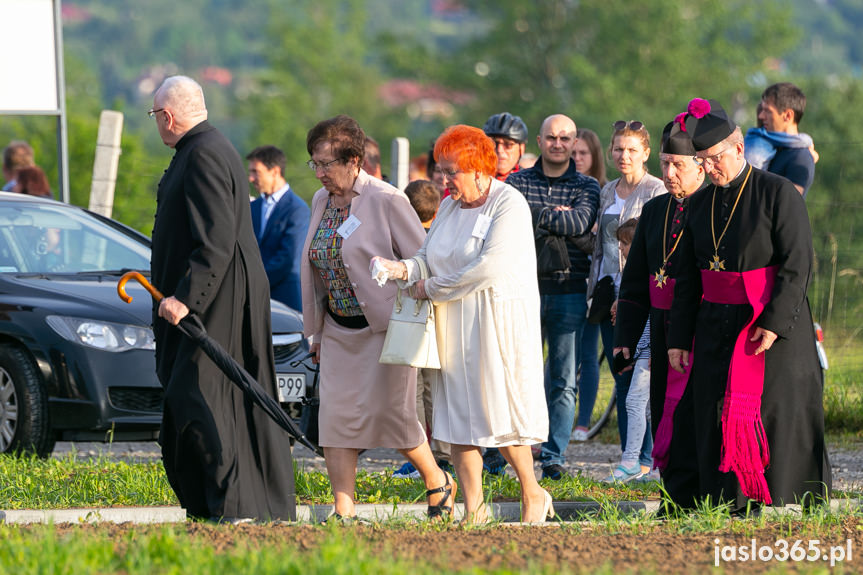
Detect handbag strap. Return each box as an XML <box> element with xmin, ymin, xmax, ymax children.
<box><xmin>394</xmin><ymin>285</ymin><xmax>403</xmax><ymax>313</ymax></box>
<box><xmin>395</xmin><ymin>257</ymin><xmax>434</xmax><ymax>320</ymax></box>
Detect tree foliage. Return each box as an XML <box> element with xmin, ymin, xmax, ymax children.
<box><xmin>243</xmin><ymin>0</ymin><xmax>401</xmax><ymax>198</ymax></box>
<box><xmin>450</xmin><ymin>0</ymin><xmax>798</xmax><ymax>156</ymax></box>
<box><xmin>793</xmin><ymin>77</ymin><xmax>863</xmax><ymax>331</ymax></box>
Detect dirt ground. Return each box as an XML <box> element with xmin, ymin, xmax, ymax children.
<box><xmin>50</xmin><ymin>441</ymin><xmax>863</xmax><ymax>573</ymax></box>
<box><xmin>53</xmin><ymin>520</ymin><xmax>862</xmax><ymax>574</ymax></box>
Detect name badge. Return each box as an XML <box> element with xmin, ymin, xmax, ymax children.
<box><xmin>472</xmin><ymin>214</ymin><xmax>492</xmax><ymax>240</ymax></box>
<box><xmin>337</xmin><ymin>214</ymin><xmax>361</xmax><ymax>238</ymax></box>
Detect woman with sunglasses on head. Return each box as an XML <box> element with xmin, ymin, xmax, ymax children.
<box><xmin>586</xmin><ymin>120</ymin><xmax>665</xmax><ymax>479</ymax></box>
<box><xmin>300</xmin><ymin>115</ymin><xmax>455</xmax><ymax>522</ymax></box>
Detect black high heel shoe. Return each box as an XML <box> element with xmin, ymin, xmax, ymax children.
<box><xmin>426</xmin><ymin>470</ymin><xmax>456</xmax><ymax>520</ymax></box>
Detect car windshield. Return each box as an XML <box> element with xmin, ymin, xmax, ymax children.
<box><xmin>0</xmin><ymin>202</ymin><xmax>150</xmax><ymax>274</ymax></box>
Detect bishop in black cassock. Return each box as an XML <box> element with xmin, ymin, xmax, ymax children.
<box><xmin>667</xmin><ymin>99</ymin><xmax>830</xmax><ymax>510</ymax></box>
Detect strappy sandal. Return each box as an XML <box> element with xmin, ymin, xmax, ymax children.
<box><xmin>426</xmin><ymin>470</ymin><xmax>456</xmax><ymax>521</ymax></box>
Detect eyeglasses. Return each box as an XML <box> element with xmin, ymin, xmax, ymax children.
<box><xmin>147</xmin><ymin>108</ymin><xmax>165</xmax><ymax>119</ymax></box>
<box><xmin>492</xmin><ymin>137</ymin><xmax>519</xmax><ymax>150</ymax></box>
<box><xmin>434</xmin><ymin>166</ymin><xmax>462</xmax><ymax>180</ymax></box>
<box><xmin>696</xmin><ymin>143</ymin><xmax>734</xmax><ymax>168</ymax></box>
<box><xmin>306</xmin><ymin>158</ymin><xmax>341</xmax><ymax>172</ymax></box>
<box><xmin>613</xmin><ymin>120</ymin><xmax>644</xmax><ymax>131</ymax></box>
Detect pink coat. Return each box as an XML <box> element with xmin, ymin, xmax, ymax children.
<box><xmin>300</xmin><ymin>170</ymin><xmax>425</xmax><ymax>343</ymax></box>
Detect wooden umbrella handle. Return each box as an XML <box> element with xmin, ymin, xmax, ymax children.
<box><xmin>117</xmin><ymin>271</ymin><xmax>165</xmax><ymax>304</ymax></box>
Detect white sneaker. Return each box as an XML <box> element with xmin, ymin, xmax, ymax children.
<box><xmin>570</xmin><ymin>428</ymin><xmax>589</xmax><ymax>442</ymax></box>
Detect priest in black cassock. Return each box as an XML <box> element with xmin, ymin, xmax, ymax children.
<box><xmin>150</xmin><ymin>76</ymin><xmax>296</xmax><ymax>522</ymax></box>
<box><xmin>614</xmin><ymin>119</ymin><xmax>706</xmax><ymax>508</ymax></box>
<box><xmin>667</xmin><ymin>99</ymin><xmax>830</xmax><ymax>511</ymax></box>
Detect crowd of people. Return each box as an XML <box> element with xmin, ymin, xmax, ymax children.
<box><xmin>3</xmin><ymin>75</ymin><xmax>828</xmax><ymax>524</ymax></box>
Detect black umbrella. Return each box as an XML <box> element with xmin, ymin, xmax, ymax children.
<box><xmin>118</xmin><ymin>271</ymin><xmax>322</xmax><ymax>455</ymax></box>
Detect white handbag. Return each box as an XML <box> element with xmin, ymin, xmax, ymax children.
<box><xmin>379</xmin><ymin>258</ymin><xmax>441</xmax><ymax>369</ymax></box>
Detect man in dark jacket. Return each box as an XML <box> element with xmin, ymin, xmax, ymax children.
<box><xmin>150</xmin><ymin>75</ymin><xmax>295</xmax><ymax>522</ymax></box>
<box><xmin>506</xmin><ymin>114</ymin><xmax>600</xmax><ymax>480</ymax></box>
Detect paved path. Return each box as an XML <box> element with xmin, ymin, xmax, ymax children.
<box><xmin>53</xmin><ymin>440</ymin><xmax>863</xmax><ymax>492</ymax></box>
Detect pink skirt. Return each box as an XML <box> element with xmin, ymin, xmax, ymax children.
<box><xmin>318</xmin><ymin>314</ymin><xmax>425</xmax><ymax>449</ymax></box>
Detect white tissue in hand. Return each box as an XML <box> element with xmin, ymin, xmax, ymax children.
<box><xmin>372</xmin><ymin>258</ymin><xmax>389</xmax><ymax>287</ymax></box>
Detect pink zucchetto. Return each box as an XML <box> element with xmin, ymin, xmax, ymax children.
<box><xmin>687</xmin><ymin>98</ymin><xmax>712</xmax><ymax>119</ymax></box>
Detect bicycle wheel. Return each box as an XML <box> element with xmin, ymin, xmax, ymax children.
<box><xmin>586</xmin><ymin>345</ymin><xmax>616</xmax><ymax>439</ymax></box>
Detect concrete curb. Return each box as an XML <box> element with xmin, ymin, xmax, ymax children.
<box><xmin>3</xmin><ymin>499</ymin><xmax>858</xmax><ymax>525</ymax></box>
<box><xmin>0</xmin><ymin>502</ymin><xmax>656</xmax><ymax>525</ymax></box>
<box><xmin>0</xmin><ymin>506</ymin><xmax>186</xmax><ymax>525</ymax></box>
<box><xmin>301</xmin><ymin>500</ymin><xmax>661</xmax><ymax>523</ymax></box>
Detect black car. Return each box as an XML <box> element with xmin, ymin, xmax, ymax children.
<box><xmin>0</xmin><ymin>192</ymin><xmax>316</xmax><ymax>456</ymax></box>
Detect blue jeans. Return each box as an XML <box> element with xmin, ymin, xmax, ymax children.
<box><xmin>576</xmin><ymin>322</ymin><xmax>600</xmax><ymax>429</ymax></box>
<box><xmin>600</xmin><ymin>318</ymin><xmax>652</xmax><ymax>467</ymax></box>
<box><xmin>539</xmin><ymin>292</ymin><xmax>587</xmax><ymax>467</ymax></box>
<box><xmin>621</xmin><ymin>357</ymin><xmax>652</xmax><ymax>467</ymax></box>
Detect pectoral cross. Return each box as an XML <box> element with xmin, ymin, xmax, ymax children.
<box><xmin>709</xmin><ymin>254</ymin><xmax>725</xmax><ymax>272</ymax></box>
<box><xmin>653</xmin><ymin>267</ymin><xmax>668</xmax><ymax>288</ymax></box>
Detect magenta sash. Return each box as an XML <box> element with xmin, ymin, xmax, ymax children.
<box><xmin>649</xmin><ymin>278</ymin><xmax>693</xmax><ymax>470</ymax></box>
<box><xmin>649</xmin><ymin>278</ymin><xmax>675</xmax><ymax>311</ymax></box>
<box><xmin>700</xmin><ymin>265</ymin><xmax>778</xmax><ymax>505</ymax></box>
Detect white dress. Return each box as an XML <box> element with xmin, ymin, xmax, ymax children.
<box><xmin>402</xmin><ymin>179</ymin><xmax>548</xmax><ymax>447</ymax></box>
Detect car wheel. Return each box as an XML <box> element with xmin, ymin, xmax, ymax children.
<box><xmin>0</xmin><ymin>345</ymin><xmax>55</xmax><ymax>457</ymax></box>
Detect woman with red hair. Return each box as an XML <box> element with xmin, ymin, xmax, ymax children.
<box><xmin>373</xmin><ymin>125</ymin><xmax>551</xmax><ymax>524</ymax></box>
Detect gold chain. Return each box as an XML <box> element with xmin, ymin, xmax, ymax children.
<box><xmin>709</xmin><ymin>165</ymin><xmax>752</xmax><ymax>271</ymax></box>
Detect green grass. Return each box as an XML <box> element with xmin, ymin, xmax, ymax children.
<box><xmin>0</xmin><ymin>524</ymin><xmax>505</xmax><ymax>575</ymax></box>
<box><xmin>0</xmin><ymin>452</ymin><xmax>175</xmax><ymax>509</ymax></box>
<box><xmin>0</xmin><ymin>452</ymin><xmax>659</xmax><ymax>510</ymax></box>
<box><xmin>823</xmin><ymin>336</ymin><xmax>863</xmax><ymax>437</ymax></box>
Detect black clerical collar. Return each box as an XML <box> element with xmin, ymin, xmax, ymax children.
<box><xmin>174</xmin><ymin>120</ymin><xmax>212</xmax><ymax>151</ymax></box>
<box><xmin>721</xmin><ymin>162</ymin><xmax>749</xmax><ymax>189</ymax></box>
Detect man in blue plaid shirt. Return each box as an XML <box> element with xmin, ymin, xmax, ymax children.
<box><xmin>506</xmin><ymin>114</ymin><xmax>600</xmax><ymax>480</ymax></box>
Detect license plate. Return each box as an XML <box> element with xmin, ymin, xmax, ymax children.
<box><xmin>277</xmin><ymin>373</ymin><xmax>306</xmax><ymax>402</ymax></box>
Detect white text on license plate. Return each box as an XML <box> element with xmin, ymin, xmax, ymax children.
<box><xmin>277</xmin><ymin>373</ymin><xmax>306</xmax><ymax>402</ymax></box>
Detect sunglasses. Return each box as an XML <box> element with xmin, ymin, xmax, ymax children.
<box><xmin>613</xmin><ymin>120</ymin><xmax>644</xmax><ymax>131</ymax></box>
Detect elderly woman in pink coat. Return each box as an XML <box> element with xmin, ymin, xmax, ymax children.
<box><xmin>300</xmin><ymin>115</ymin><xmax>455</xmax><ymax>521</ymax></box>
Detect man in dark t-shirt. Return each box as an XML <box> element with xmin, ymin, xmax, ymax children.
<box><xmin>767</xmin><ymin>145</ymin><xmax>814</xmax><ymax>197</ymax></box>
<box><xmin>757</xmin><ymin>82</ymin><xmax>815</xmax><ymax>198</ymax></box>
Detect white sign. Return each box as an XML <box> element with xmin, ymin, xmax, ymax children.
<box><xmin>0</xmin><ymin>0</ymin><xmax>59</xmax><ymax>112</ymax></box>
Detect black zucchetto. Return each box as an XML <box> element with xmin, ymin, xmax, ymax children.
<box><xmin>681</xmin><ymin>98</ymin><xmax>736</xmax><ymax>151</ymax></box>
<box><xmin>660</xmin><ymin>120</ymin><xmax>696</xmax><ymax>156</ymax></box>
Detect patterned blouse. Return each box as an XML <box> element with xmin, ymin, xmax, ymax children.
<box><xmin>308</xmin><ymin>198</ymin><xmax>364</xmax><ymax>317</ymax></box>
